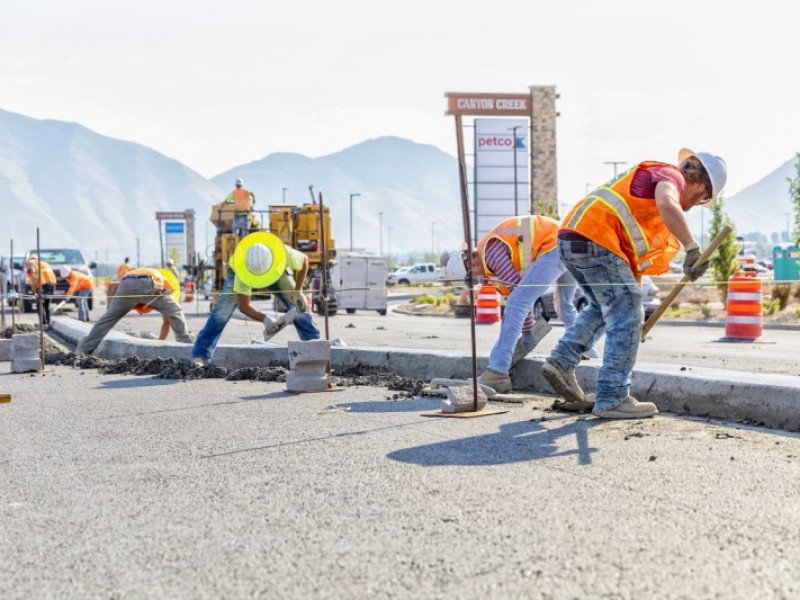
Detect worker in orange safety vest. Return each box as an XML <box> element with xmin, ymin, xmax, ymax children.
<box><xmin>225</xmin><ymin>178</ymin><xmax>255</xmax><ymax>237</ymax></box>
<box><xmin>117</xmin><ymin>257</ymin><xmax>132</xmax><ymax>280</ymax></box>
<box><xmin>77</xmin><ymin>268</ymin><xmax>192</xmax><ymax>355</ymax></box>
<box><xmin>62</xmin><ymin>267</ymin><xmax>94</xmax><ymax>322</ymax></box>
<box><xmin>25</xmin><ymin>257</ymin><xmax>57</xmax><ymax>325</ymax></box>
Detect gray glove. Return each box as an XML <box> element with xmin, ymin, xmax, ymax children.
<box><xmin>682</xmin><ymin>242</ymin><xmax>709</xmax><ymax>281</ymax></box>
<box><xmin>263</xmin><ymin>315</ymin><xmax>281</xmax><ymax>340</ymax></box>
<box><xmin>293</xmin><ymin>291</ymin><xmax>308</xmax><ymax>313</ymax></box>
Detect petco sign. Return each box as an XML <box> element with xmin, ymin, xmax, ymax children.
<box><xmin>445</xmin><ymin>92</ymin><xmax>531</xmax><ymax>116</ymax></box>
<box><xmin>474</xmin><ymin>118</ymin><xmax>529</xmax><ymax>242</ymax></box>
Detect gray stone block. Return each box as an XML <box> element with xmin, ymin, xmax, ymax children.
<box><xmin>287</xmin><ymin>340</ymin><xmax>331</xmax><ymax>370</ymax></box>
<box><xmin>287</xmin><ymin>340</ymin><xmax>331</xmax><ymax>392</ymax></box>
<box><xmin>286</xmin><ymin>371</ymin><xmax>330</xmax><ymax>393</ymax></box>
<box><xmin>0</xmin><ymin>338</ymin><xmax>13</xmax><ymax>361</ymax></box>
<box><xmin>14</xmin><ymin>333</ymin><xmax>40</xmax><ymax>351</ymax></box>
<box><xmin>12</xmin><ymin>357</ymin><xmax>41</xmax><ymax>373</ymax></box>
<box><xmin>441</xmin><ymin>385</ymin><xmax>488</xmax><ymax>413</ymax></box>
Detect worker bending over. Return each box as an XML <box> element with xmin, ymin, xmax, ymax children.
<box><xmin>542</xmin><ymin>148</ymin><xmax>726</xmax><ymax>419</ymax></box>
<box><xmin>447</xmin><ymin>215</ymin><xmax>597</xmax><ymax>395</ymax></box>
<box><xmin>225</xmin><ymin>178</ymin><xmax>255</xmax><ymax>237</ymax></box>
<box><xmin>62</xmin><ymin>267</ymin><xmax>94</xmax><ymax>322</ymax></box>
<box><xmin>117</xmin><ymin>257</ymin><xmax>132</xmax><ymax>280</ymax></box>
<box><xmin>192</xmin><ymin>232</ymin><xmax>320</xmax><ymax>366</ymax></box>
<box><xmin>78</xmin><ymin>268</ymin><xmax>193</xmax><ymax>355</ymax></box>
<box><xmin>25</xmin><ymin>257</ymin><xmax>57</xmax><ymax>326</ymax></box>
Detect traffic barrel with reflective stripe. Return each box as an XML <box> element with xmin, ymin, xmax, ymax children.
<box><xmin>724</xmin><ymin>270</ymin><xmax>762</xmax><ymax>340</ymax></box>
<box><xmin>475</xmin><ymin>283</ymin><xmax>501</xmax><ymax>324</ymax></box>
<box><xmin>184</xmin><ymin>280</ymin><xmax>195</xmax><ymax>303</ymax></box>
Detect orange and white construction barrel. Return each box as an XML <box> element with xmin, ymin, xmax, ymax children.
<box><xmin>184</xmin><ymin>280</ymin><xmax>196</xmax><ymax>303</ymax></box>
<box><xmin>475</xmin><ymin>283</ymin><xmax>501</xmax><ymax>324</ymax></box>
<box><xmin>724</xmin><ymin>270</ymin><xmax>762</xmax><ymax>341</ymax></box>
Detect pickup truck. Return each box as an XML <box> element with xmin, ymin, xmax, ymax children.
<box><xmin>22</xmin><ymin>248</ymin><xmax>97</xmax><ymax>314</ymax></box>
<box><xmin>386</xmin><ymin>263</ymin><xmax>442</xmax><ymax>286</ymax></box>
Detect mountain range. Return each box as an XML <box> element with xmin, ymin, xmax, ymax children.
<box><xmin>0</xmin><ymin>108</ymin><xmax>795</xmax><ymax>267</ymax></box>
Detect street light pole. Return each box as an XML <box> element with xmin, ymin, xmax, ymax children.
<box><xmin>282</xmin><ymin>187</ymin><xmax>287</xmax><ymax>205</ymax></box>
<box><xmin>387</xmin><ymin>226</ymin><xmax>393</xmax><ymax>268</ymax></box>
<box><xmin>510</xmin><ymin>126</ymin><xmax>521</xmax><ymax>216</ymax></box>
<box><xmin>431</xmin><ymin>222</ymin><xmax>436</xmax><ymax>259</ymax></box>
<box><xmin>349</xmin><ymin>193</ymin><xmax>361</xmax><ymax>252</ymax></box>
<box><xmin>603</xmin><ymin>161</ymin><xmax>627</xmax><ymax>179</ymax></box>
<box><xmin>379</xmin><ymin>212</ymin><xmax>383</xmax><ymax>256</ymax></box>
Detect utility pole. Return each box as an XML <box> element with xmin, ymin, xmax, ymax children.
<box><xmin>510</xmin><ymin>125</ymin><xmax>522</xmax><ymax>216</ymax></box>
<box><xmin>431</xmin><ymin>222</ymin><xmax>436</xmax><ymax>259</ymax></box>
<box><xmin>349</xmin><ymin>193</ymin><xmax>361</xmax><ymax>252</ymax></box>
<box><xmin>282</xmin><ymin>187</ymin><xmax>287</xmax><ymax>205</ymax></box>
<box><xmin>136</xmin><ymin>238</ymin><xmax>140</xmax><ymax>267</ymax></box>
<box><xmin>603</xmin><ymin>161</ymin><xmax>627</xmax><ymax>179</ymax></box>
<box><xmin>387</xmin><ymin>226</ymin><xmax>393</xmax><ymax>268</ymax></box>
<box><xmin>379</xmin><ymin>212</ymin><xmax>383</xmax><ymax>256</ymax></box>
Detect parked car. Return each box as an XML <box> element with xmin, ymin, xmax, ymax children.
<box><xmin>22</xmin><ymin>248</ymin><xmax>97</xmax><ymax>314</ymax></box>
<box><xmin>386</xmin><ymin>263</ymin><xmax>441</xmax><ymax>286</ymax></box>
<box><xmin>0</xmin><ymin>255</ymin><xmax>25</xmax><ymax>306</ymax></box>
<box><xmin>533</xmin><ymin>276</ymin><xmax>661</xmax><ymax>321</ymax></box>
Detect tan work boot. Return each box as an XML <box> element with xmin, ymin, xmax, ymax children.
<box><xmin>541</xmin><ymin>361</ymin><xmax>589</xmax><ymax>411</ymax></box>
<box><xmin>592</xmin><ymin>395</ymin><xmax>658</xmax><ymax>419</ymax></box>
<box><xmin>477</xmin><ymin>369</ymin><xmax>513</xmax><ymax>394</ymax></box>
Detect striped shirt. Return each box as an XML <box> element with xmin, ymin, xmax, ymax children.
<box><xmin>484</xmin><ymin>239</ymin><xmax>534</xmax><ymax>332</ymax></box>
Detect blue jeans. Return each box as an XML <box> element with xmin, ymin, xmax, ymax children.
<box><xmin>547</xmin><ymin>238</ymin><xmax>643</xmax><ymax>412</ymax></box>
<box><xmin>192</xmin><ymin>270</ymin><xmax>320</xmax><ymax>361</ymax></box>
<box><xmin>488</xmin><ymin>250</ymin><xmax>577</xmax><ymax>374</ymax></box>
<box><xmin>75</xmin><ymin>288</ymin><xmax>91</xmax><ymax>321</ymax></box>
<box><xmin>233</xmin><ymin>214</ymin><xmax>249</xmax><ymax>238</ymax></box>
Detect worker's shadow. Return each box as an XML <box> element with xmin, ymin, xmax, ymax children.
<box><xmin>98</xmin><ymin>378</ymin><xmax>178</xmax><ymax>389</ymax></box>
<box><xmin>336</xmin><ymin>397</ymin><xmax>441</xmax><ymax>413</ymax></box>
<box><xmin>388</xmin><ymin>416</ymin><xmax>601</xmax><ymax>466</ymax></box>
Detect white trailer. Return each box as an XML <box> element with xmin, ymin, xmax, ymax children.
<box><xmin>336</xmin><ymin>255</ymin><xmax>388</xmax><ymax>315</ymax></box>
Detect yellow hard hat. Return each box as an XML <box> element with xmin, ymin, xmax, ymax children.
<box><xmin>231</xmin><ymin>231</ymin><xmax>287</xmax><ymax>288</ymax></box>
<box><xmin>158</xmin><ymin>268</ymin><xmax>181</xmax><ymax>302</ymax></box>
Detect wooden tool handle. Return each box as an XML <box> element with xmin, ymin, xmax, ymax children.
<box><xmin>640</xmin><ymin>225</ymin><xmax>732</xmax><ymax>342</ymax></box>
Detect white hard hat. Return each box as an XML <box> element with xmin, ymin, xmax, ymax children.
<box><xmin>445</xmin><ymin>251</ymin><xmax>467</xmax><ymax>281</ymax></box>
<box><xmin>60</xmin><ymin>266</ymin><xmax>72</xmax><ymax>278</ymax></box>
<box><xmin>166</xmin><ymin>258</ymin><xmax>174</xmax><ymax>266</ymax></box>
<box><xmin>245</xmin><ymin>243</ymin><xmax>274</xmax><ymax>276</ymax></box>
<box><xmin>679</xmin><ymin>148</ymin><xmax>727</xmax><ymax>207</ymax></box>
<box><xmin>235</xmin><ymin>178</ymin><xmax>244</xmax><ymax>187</ymax></box>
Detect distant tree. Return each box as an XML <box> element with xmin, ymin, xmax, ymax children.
<box><xmin>532</xmin><ymin>199</ymin><xmax>558</xmax><ymax>219</ymax></box>
<box><xmin>789</xmin><ymin>152</ymin><xmax>800</xmax><ymax>245</ymax></box>
<box><xmin>708</xmin><ymin>196</ymin><xmax>739</xmax><ymax>303</ymax></box>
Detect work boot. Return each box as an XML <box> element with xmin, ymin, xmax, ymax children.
<box><xmin>477</xmin><ymin>369</ymin><xmax>513</xmax><ymax>394</ymax></box>
<box><xmin>592</xmin><ymin>395</ymin><xmax>658</xmax><ymax>419</ymax></box>
<box><xmin>541</xmin><ymin>361</ymin><xmax>588</xmax><ymax>408</ymax></box>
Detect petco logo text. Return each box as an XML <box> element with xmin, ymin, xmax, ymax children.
<box><xmin>477</xmin><ymin>136</ymin><xmax>514</xmax><ymax>148</ymax></box>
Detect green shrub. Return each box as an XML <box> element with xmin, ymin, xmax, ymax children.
<box><xmin>771</xmin><ymin>284</ymin><xmax>791</xmax><ymax>311</ymax></box>
<box><xmin>410</xmin><ymin>294</ymin><xmax>437</xmax><ymax>305</ymax></box>
<box><xmin>763</xmin><ymin>298</ymin><xmax>782</xmax><ymax>316</ymax></box>
<box><xmin>700</xmin><ymin>304</ymin><xmax>713</xmax><ymax>318</ymax></box>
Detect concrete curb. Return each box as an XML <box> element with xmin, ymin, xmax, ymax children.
<box><xmin>51</xmin><ymin>317</ymin><xmax>800</xmax><ymax>432</ymax></box>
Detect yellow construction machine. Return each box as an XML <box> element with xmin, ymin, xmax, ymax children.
<box><xmin>207</xmin><ymin>198</ymin><xmax>337</xmax><ymax>314</ymax></box>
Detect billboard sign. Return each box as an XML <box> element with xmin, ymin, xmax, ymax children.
<box><xmin>164</xmin><ymin>221</ymin><xmax>186</xmax><ymax>268</ymax></box>
<box><xmin>474</xmin><ymin>118</ymin><xmax>529</xmax><ymax>243</ymax></box>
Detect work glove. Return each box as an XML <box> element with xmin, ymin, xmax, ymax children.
<box><xmin>263</xmin><ymin>315</ymin><xmax>281</xmax><ymax>340</ymax></box>
<box><xmin>510</xmin><ymin>318</ymin><xmax>552</xmax><ymax>369</ymax></box>
<box><xmin>682</xmin><ymin>242</ymin><xmax>709</xmax><ymax>281</ymax></box>
<box><xmin>293</xmin><ymin>291</ymin><xmax>308</xmax><ymax>314</ymax></box>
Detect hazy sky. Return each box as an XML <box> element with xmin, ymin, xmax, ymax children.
<box><xmin>2</xmin><ymin>0</ymin><xmax>798</xmax><ymax>206</ymax></box>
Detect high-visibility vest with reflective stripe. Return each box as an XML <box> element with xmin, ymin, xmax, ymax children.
<box><xmin>562</xmin><ymin>162</ymin><xmax>681</xmax><ymax>276</ymax></box>
<box><xmin>226</xmin><ymin>187</ymin><xmax>253</xmax><ymax>213</ymax></box>
<box><xmin>26</xmin><ymin>258</ymin><xmax>57</xmax><ymax>289</ymax></box>
<box><xmin>117</xmin><ymin>263</ymin><xmax>132</xmax><ymax>279</ymax></box>
<box><xmin>66</xmin><ymin>271</ymin><xmax>93</xmax><ymax>296</ymax></box>
<box><xmin>476</xmin><ymin>215</ymin><xmax>559</xmax><ymax>296</ymax></box>
<box><xmin>123</xmin><ymin>268</ymin><xmax>175</xmax><ymax>315</ymax></box>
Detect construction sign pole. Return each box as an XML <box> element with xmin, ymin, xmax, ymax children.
<box><xmin>641</xmin><ymin>225</ymin><xmax>732</xmax><ymax>342</ymax></box>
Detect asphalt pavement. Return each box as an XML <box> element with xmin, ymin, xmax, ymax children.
<box><xmin>3</xmin><ymin>366</ymin><xmax>800</xmax><ymax>598</ymax></box>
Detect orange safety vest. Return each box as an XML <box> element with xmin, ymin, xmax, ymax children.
<box><xmin>117</xmin><ymin>263</ymin><xmax>132</xmax><ymax>279</ymax></box>
<box><xmin>123</xmin><ymin>268</ymin><xmax>175</xmax><ymax>314</ymax></box>
<box><xmin>66</xmin><ymin>271</ymin><xmax>94</xmax><ymax>296</ymax></box>
<box><xmin>226</xmin><ymin>187</ymin><xmax>253</xmax><ymax>214</ymax></box>
<box><xmin>561</xmin><ymin>162</ymin><xmax>681</xmax><ymax>276</ymax></box>
<box><xmin>26</xmin><ymin>258</ymin><xmax>57</xmax><ymax>289</ymax></box>
<box><xmin>477</xmin><ymin>215</ymin><xmax>559</xmax><ymax>296</ymax></box>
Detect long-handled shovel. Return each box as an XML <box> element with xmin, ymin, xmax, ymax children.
<box><xmin>640</xmin><ymin>225</ymin><xmax>732</xmax><ymax>342</ymax></box>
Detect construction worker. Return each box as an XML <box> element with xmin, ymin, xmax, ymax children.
<box><xmin>117</xmin><ymin>257</ymin><xmax>132</xmax><ymax>280</ymax></box>
<box><xmin>61</xmin><ymin>267</ymin><xmax>94</xmax><ymax>322</ymax></box>
<box><xmin>25</xmin><ymin>257</ymin><xmax>57</xmax><ymax>325</ymax></box>
<box><xmin>225</xmin><ymin>178</ymin><xmax>255</xmax><ymax>237</ymax></box>
<box><xmin>191</xmin><ymin>232</ymin><xmax>320</xmax><ymax>365</ymax></box>
<box><xmin>77</xmin><ymin>267</ymin><xmax>193</xmax><ymax>355</ymax></box>
<box><xmin>446</xmin><ymin>215</ymin><xmax>597</xmax><ymax>395</ymax></box>
<box><xmin>166</xmin><ymin>258</ymin><xmax>180</xmax><ymax>281</ymax></box>
<box><xmin>541</xmin><ymin>148</ymin><xmax>727</xmax><ymax>419</ymax></box>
